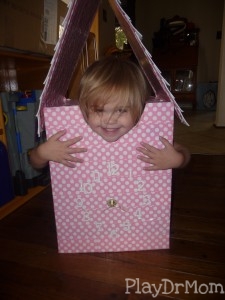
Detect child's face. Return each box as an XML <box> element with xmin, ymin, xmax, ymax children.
<box><xmin>87</xmin><ymin>101</ymin><xmax>135</xmax><ymax>142</ymax></box>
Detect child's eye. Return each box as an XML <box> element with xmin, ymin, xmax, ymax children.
<box><xmin>94</xmin><ymin>108</ymin><xmax>104</xmax><ymax>113</ymax></box>
<box><xmin>117</xmin><ymin>108</ymin><xmax>128</xmax><ymax>113</ymax></box>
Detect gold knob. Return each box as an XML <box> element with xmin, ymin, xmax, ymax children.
<box><xmin>107</xmin><ymin>199</ymin><xmax>117</xmax><ymax>208</ymax></box>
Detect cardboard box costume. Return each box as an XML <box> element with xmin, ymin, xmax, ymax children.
<box><xmin>44</xmin><ymin>102</ymin><xmax>174</xmax><ymax>253</ymax></box>
<box><xmin>38</xmin><ymin>0</ymin><xmax>187</xmax><ymax>253</ymax></box>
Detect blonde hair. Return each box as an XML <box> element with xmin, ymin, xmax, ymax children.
<box><xmin>78</xmin><ymin>56</ymin><xmax>148</xmax><ymax>123</ymax></box>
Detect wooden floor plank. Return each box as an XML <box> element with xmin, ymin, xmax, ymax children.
<box><xmin>0</xmin><ymin>154</ymin><xmax>225</xmax><ymax>299</ymax></box>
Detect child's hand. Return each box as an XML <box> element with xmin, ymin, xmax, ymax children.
<box><xmin>136</xmin><ymin>137</ymin><xmax>185</xmax><ymax>170</ymax></box>
<box><xmin>31</xmin><ymin>130</ymin><xmax>87</xmax><ymax>168</ymax></box>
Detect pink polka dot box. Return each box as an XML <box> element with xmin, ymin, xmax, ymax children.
<box><xmin>44</xmin><ymin>101</ymin><xmax>174</xmax><ymax>253</ymax></box>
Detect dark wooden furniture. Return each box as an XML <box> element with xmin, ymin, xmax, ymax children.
<box><xmin>0</xmin><ymin>154</ymin><xmax>225</xmax><ymax>299</ymax></box>
<box><xmin>0</xmin><ymin>48</ymin><xmax>51</xmax><ymax>92</ymax></box>
<box><xmin>153</xmin><ymin>45</ymin><xmax>198</xmax><ymax>109</ymax></box>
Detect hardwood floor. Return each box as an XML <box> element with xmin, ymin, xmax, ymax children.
<box><xmin>0</xmin><ymin>154</ymin><xmax>225</xmax><ymax>299</ymax></box>
<box><xmin>174</xmin><ymin>110</ymin><xmax>225</xmax><ymax>155</ymax></box>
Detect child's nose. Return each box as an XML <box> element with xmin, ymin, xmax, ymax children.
<box><xmin>102</xmin><ymin>112</ymin><xmax>117</xmax><ymax>125</ymax></box>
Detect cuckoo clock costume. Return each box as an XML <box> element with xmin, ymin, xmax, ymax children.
<box><xmin>37</xmin><ymin>0</ymin><xmax>187</xmax><ymax>253</ymax></box>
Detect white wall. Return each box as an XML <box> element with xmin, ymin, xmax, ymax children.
<box><xmin>215</xmin><ymin>1</ymin><xmax>225</xmax><ymax>126</ymax></box>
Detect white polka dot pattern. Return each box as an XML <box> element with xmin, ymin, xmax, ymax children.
<box><xmin>44</xmin><ymin>102</ymin><xmax>174</xmax><ymax>253</ymax></box>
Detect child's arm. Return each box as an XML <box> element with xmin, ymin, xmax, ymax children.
<box><xmin>29</xmin><ymin>130</ymin><xmax>87</xmax><ymax>169</ymax></box>
<box><xmin>136</xmin><ymin>136</ymin><xmax>190</xmax><ymax>170</ymax></box>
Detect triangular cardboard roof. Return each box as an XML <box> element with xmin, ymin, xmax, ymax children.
<box><xmin>37</xmin><ymin>0</ymin><xmax>187</xmax><ymax>135</ymax></box>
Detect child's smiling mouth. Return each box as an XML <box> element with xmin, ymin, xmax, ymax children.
<box><xmin>102</xmin><ymin>127</ymin><xmax>119</xmax><ymax>132</ymax></box>
<box><xmin>97</xmin><ymin>127</ymin><xmax>124</xmax><ymax>142</ymax></box>
<box><xmin>100</xmin><ymin>127</ymin><xmax>122</xmax><ymax>136</ymax></box>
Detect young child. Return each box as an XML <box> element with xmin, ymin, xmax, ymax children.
<box><xmin>30</xmin><ymin>56</ymin><xmax>190</xmax><ymax>170</ymax></box>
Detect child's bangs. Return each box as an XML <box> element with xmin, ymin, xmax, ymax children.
<box><xmin>88</xmin><ymin>83</ymin><xmax>133</xmax><ymax>110</ymax></box>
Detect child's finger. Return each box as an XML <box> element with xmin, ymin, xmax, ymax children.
<box><xmin>61</xmin><ymin>160</ymin><xmax>76</xmax><ymax>168</ymax></box>
<box><xmin>64</xmin><ymin>154</ymin><xmax>84</xmax><ymax>164</ymax></box>
<box><xmin>49</xmin><ymin>129</ymin><xmax>67</xmax><ymax>140</ymax></box>
<box><xmin>68</xmin><ymin>147</ymin><xmax>87</xmax><ymax>154</ymax></box>
<box><xmin>139</xmin><ymin>142</ymin><xmax>158</xmax><ymax>153</ymax></box>
<box><xmin>159</xmin><ymin>136</ymin><xmax>172</xmax><ymax>148</ymax></box>
<box><xmin>65</xmin><ymin>136</ymin><xmax>83</xmax><ymax>146</ymax></box>
<box><xmin>136</xmin><ymin>147</ymin><xmax>153</xmax><ymax>158</ymax></box>
<box><xmin>143</xmin><ymin>165</ymin><xmax>160</xmax><ymax>171</ymax></box>
<box><xmin>137</xmin><ymin>155</ymin><xmax>154</xmax><ymax>164</ymax></box>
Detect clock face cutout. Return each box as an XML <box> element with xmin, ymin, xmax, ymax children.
<box><xmin>44</xmin><ymin>102</ymin><xmax>174</xmax><ymax>253</ymax></box>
